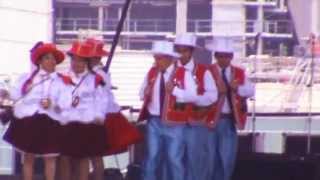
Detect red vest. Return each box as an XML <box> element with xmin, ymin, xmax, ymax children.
<box><xmin>189</xmin><ymin>63</ymin><xmax>212</xmax><ymax>125</ymax></box>
<box><xmin>137</xmin><ymin>66</ymin><xmax>191</xmax><ymax>125</ymax></box>
<box><xmin>207</xmin><ymin>64</ymin><xmax>248</xmax><ymax>130</ymax></box>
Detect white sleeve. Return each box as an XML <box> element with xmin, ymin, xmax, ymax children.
<box><xmin>195</xmin><ymin>70</ymin><xmax>218</xmax><ymax>106</ymax></box>
<box><xmin>9</xmin><ymin>74</ymin><xmax>29</xmax><ymax>101</ymax></box>
<box><xmin>94</xmin><ymin>86</ymin><xmax>108</xmax><ymax>119</ymax></box>
<box><xmin>172</xmin><ymin>70</ymin><xmax>197</xmax><ymax>103</ymax></box>
<box><xmin>102</xmin><ymin>71</ymin><xmax>112</xmax><ymax>90</ymax></box>
<box><xmin>237</xmin><ymin>75</ymin><xmax>255</xmax><ymax>98</ymax></box>
<box><xmin>102</xmin><ymin>72</ymin><xmax>121</xmax><ymax>113</ymax></box>
<box><xmin>106</xmin><ymin>90</ymin><xmax>121</xmax><ymax>113</ymax></box>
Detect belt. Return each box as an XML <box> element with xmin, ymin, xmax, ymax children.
<box><xmin>149</xmin><ymin>114</ymin><xmax>161</xmax><ymax>119</ymax></box>
<box><xmin>220</xmin><ymin>113</ymin><xmax>233</xmax><ymax>119</ymax></box>
<box><xmin>192</xmin><ymin>105</ymin><xmax>211</xmax><ymax>111</ymax></box>
<box><xmin>174</xmin><ymin>103</ymin><xmax>186</xmax><ymax>110</ymax></box>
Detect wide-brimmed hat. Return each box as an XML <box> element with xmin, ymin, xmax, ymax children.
<box><xmin>30</xmin><ymin>42</ymin><xmax>65</xmax><ymax>65</ymax></box>
<box><xmin>208</xmin><ymin>36</ymin><xmax>234</xmax><ymax>54</ymax></box>
<box><xmin>85</xmin><ymin>38</ymin><xmax>109</xmax><ymax>57</ymax></box>
<box><xmin>174</xmin><ymin>34</ymin><xmax>198</xmax><ymax>48</ymax></box>
<box><xmin>67</xmin><ymin>41</ymin><xmax>95</xmax><ymax>58</ymax></box>
<box><xmin>152</xmin><ymin>41</ymin><xmax>181</xmax><ymax>58</ymax></box>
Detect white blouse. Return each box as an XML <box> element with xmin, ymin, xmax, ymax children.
<box><xmin>58</xmin><ymin>70</ymin><xmax>109</xmax><ymax>124</ymax></box>
<box><xmin>93</xmin><ymin>66</ymin><xmax>121</xmax><ymax>114</ymax></box>
<box><xmin>11</xmin><ymin>69</ymin><xmax>69</xmax><ymax>122</ymax></box>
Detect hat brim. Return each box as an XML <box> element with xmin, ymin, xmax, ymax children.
<box><xmin>205</xmin><ymin>44</ymin><xmax>234</xmax><ymax>54</ymax></box>
<box><xmin>214</xmin><ymin>51</ymin><xmax>234</xmax><ymax>55</ymax></box>
<box><xmin>95</xmin><ymin>50</ymin><xmax>109</xmax><ymax>57</ymax></box>
<box><xmin>33</xmin><ymin>47</ymin><xmax>65</xmax><ymax>65</ymax></box>
<box><xmin>174</xmin><ymin>42</ymin><xmax>201</xmax><ymax>49</ymax></box>
<box><xmin>67</xmin><ymin>50</ymin><xmax>93</xmax><ymax>58</ymax></box>
<box><xmin>152</xmin><ymin>51</ymin><xmax>181</xmax><ymax>59</ymax></box>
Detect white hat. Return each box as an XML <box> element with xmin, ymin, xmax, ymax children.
<box><xmin>208</xmin><ymin>37</ymin><xmax>234</xmax><ymax>54</ymax></box>
<box><xmin>151</xmin><ymin>41</ymin><xmax>180</xmax><ymax>58</ymax></box>
<box><xmin>174</xmin><ymin>34</ymin><xmax>197</xmax><ymax>47</ymax></box>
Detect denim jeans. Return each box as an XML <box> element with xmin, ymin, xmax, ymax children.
<box><xmin>142</xmin><ymin>116</ymin><xmax>185</xmax><ymax>180</ymax></box>
<box><xmin>185</xmin><ymin>125</ymin><xmax>209</xmax><ymax>180</ymax></box>
<box><xmin>207</xmin><ymin>117</ymin><xmax>238</xmax><ymax>180</ymax></box>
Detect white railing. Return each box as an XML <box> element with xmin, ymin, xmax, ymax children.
<box><xmin>188</xmin><ymin>19</ymin><xmax>212</xmax><ymax>33</ymax></box>
<box><xmin>56</xmin><ymin>18</ymin><xmax>293</xmax><ymax>35</ymax></box>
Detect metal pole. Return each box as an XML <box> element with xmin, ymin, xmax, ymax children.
<box><xmin>103</xmin><ymin>0</ymin><xmax>133</xmax><ymax>73</ymax></box>
<box><xmin>251</xmin><ymin>32</ymin><xmax>260</xmax><ymax>153</ymax></box>
<box><xmin>51</xmin><ymin>0</ymin><xmax>57</xmax><ymax>43</ymax></box>
<box><xmin>307</xmin><ymin>34</ymin><xmax>315</xmax><ymax>154</ymax></box>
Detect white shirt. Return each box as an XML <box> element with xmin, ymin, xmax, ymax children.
<box><xmin>11</xmin><ymin>69</ymin><xmax>68</xmax><ymax>122</ymax></box>
<box><xmin>177</xmin><ymin>60</ymin><xmax>218</xmax><ymax>106</ymax></box>
<box><xmin>59</xmin><ymin>70</ymin><xmax>108</xmax><ymax>124</ymax></box>
<box><xmin>217</xmin><ymin>65</ymin><xmax>255</xmax><ymax>113</ymax></box>
<box><xmin>139</xmin><ymin>64</ymin><xmax>197</xmax><ymax>116</ymax></box>
<box><xmin>93</xmin><ymin>66</ymin><xmax>121</xmax><ymax>113</ymax></box>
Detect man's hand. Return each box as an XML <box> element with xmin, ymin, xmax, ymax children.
<box><xmin>144</xmin><ymin>86</ymin><xmax>152</xmax><ymax>97</ymax></box>
<box><xmin>166</xmin><ymin>81</ymin><xmax>175</xmax><ymax>93</ymax></box>
<box><xmin>230</xmin><ymin>79</ymin><xmax>239</xmax><ymax>92</ymax></box>
<box><xmin>217</xmin><ymin>81</ymin><xmax>227</xmax><ymax>95</ymax></box>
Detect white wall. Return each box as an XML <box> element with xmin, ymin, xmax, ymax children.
<box><xmin>211</xmin><ymin>2</ymin><xmax>245</xmax><ymax>57</ymax></box>
<box><xmin>0</xmin><ymin>0</ymin><xmax>53</xmax><ymax>174</ymax></box>
<box><xmin>0</xmin><ymin>0</ymin><xmax>53</xmax><ymax>74</ymax></box>
<box><xmin>288</xmin><ymin>0</ymin><xmax>312</xmax><ymax>45</ymax></box>
<box><xmin>211</xmin><ymin>2</ymin><xmax>245</xmax><ymax>37</ymax></box>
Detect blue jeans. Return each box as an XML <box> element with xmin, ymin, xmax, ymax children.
<box><xmin>142</xmin><ymin>116</ymin><xmax>185</xmax><ymax>180</ymax></box>
<box><xmin>207</xmin><ymin>117</ymin><xmax>238</xmax><ymax>180</ymax></box>
<box><xmin>185</xmin><ymin>125</ymin><xmax>209</xmax><ymax>180</ymax></box>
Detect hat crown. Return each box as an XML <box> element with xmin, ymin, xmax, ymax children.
<box><xmin>174</xmin><ymin>34</ymin><xmax>197</xmax><ymax>47</ymax></box>
<box><xmin>212</xmin><ymin>37</ymin><xmax>234</xmax><ymax>53</ymax></box>
<box><xmin>68</xmin><ymin>41</ymin><xmax>94</xmax><ymax>58</ymax></box>
<box><xmin>152</xmin><ymin>41</ymin><xmax>179</xmax><ymax>58</ymax></box>
<box><xmin>85</xmin><ymin>38</ymin><xmax>108</xmax><ymax>57</ymax></box>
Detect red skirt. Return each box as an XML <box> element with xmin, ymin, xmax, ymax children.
<box><xmin>60</xmin><ymin>122</ymin><xmax>108</xmax><ymax>158</ymax></box>
<box><xmin>3</xmin><ymin>113</ymin><xmax>61</xmax><ymax>156</ymax></box>
<box><xmin>105</xmin><ymin>112</ymin><xmax>143</xmax><ymax>155</ymax></box>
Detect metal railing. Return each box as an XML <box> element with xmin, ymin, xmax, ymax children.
<box><xmin>56</xmin><ymin>18</ymin><xmax>293</xmax><ymax>35</ymax></box>
<box><xmin>187</xmin><ymin>19</ymin><xmax>212</xmax><ymax>32</ymax></box>
<box><xmin>263</xmin><ymin>20</ymin><xmax>293</xmax><ymax>34</ymax></box>
<box><xmin>118</xmin><ymin>19</ymin><xmax>175</xmax><ymax>33</ymax></box>
<box><xmin>56</xmin><ymin>18</ymin><xmax>99</xmax><ymax>31</ymax></box>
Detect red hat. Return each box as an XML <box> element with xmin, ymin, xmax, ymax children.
<box><xmin>30</xmin><ymin>42</ymin><xmax>65</xmax><ymax>65</ymax></box>
<box><xmin>85</xmin><ymin>38</ymin><xmax>109</xmax><ymax>57</ymax></box>
<box><xmin>67</xmin><ymin>41</ymin><xmax>95</xmax><ymax>58</ymax></box>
